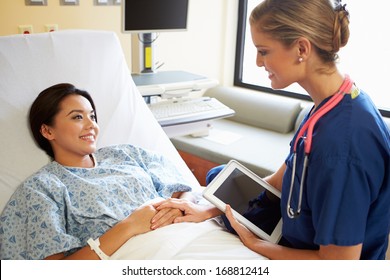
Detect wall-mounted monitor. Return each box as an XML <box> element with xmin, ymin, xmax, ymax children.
<box><xmin>122</xmin><ymin>0</ymin><xmax>189</xmax><ymax>33</ymax></box>
<box><xmin>122</xmin><ymin>0</ymin><xmax>189</xmax><ymax>74</ymax></box>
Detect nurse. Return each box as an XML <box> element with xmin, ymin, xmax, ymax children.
<box><xmin>154</xmin><ymin>0</ymin><xmax>390</xmax><ymax>259</ymax></box>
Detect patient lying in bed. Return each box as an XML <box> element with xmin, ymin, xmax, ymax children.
<box><xmin>0</xmin><ymin>83</ymin><xmax>198</xmax><ymax>260</ymax></box>
<box><xmin>0</xmin><ymin>83</ymin><xmax>264</xmax><ymax>261</ymax></box>
<box><xmin>0</xmin><ymin>31</ymin><xmax>266</xmax><ymax>260</ymax></box>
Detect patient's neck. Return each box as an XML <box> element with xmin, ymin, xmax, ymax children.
<box><xmin>54</xmin><ymin>154</ymin><xmax>95</xmax><ymax>168</ymax></box>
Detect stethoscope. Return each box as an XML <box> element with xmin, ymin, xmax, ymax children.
<box><xmin>286</xmin><ymin>75</ymin><xmax>355</xmax><ymax>219</ymax></box>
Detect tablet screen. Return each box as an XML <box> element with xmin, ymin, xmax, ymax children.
<box><xmin>213</xmin><ymin>167</ymin><xmax>281</xmax><ymax>236</ymax></box>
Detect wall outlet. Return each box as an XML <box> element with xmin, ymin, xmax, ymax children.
<box><xmin>95</xmin><ymin>0</ymin><xmax>120</xmax><ymax>5</ymax></box>
<box><xmin>18</xmin><ymin>25</ymin><xmax>33</xmax><ymax>34</ymax></box>
<box><xmin>25</xmin><ymin>0</ymin><xmax>47</xmax><ymax>5</ymax></box>
<box><xmin>45</xmin><ymin>24</ymin><xmax>59</xmax><ymax>32</ymax></box>
<box><xmin>60</xmin><ymin>0</ymin><xmax>79</xmax><ymax>5</ymax></box>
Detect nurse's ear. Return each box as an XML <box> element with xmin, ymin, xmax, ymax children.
<box><xmin>40</xmin><ymin>124</ymin><xmax>55</xmax><ymax>141</ymax></box>
<box><xmin>295</xmin><ymin>37</ymin><xmax>311</xmax><ymax>62</ymax></box>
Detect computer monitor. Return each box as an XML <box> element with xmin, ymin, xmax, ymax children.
<box><xmin>122</xmin><ymin>0</ymin><xmax>189</xmax><ymax>73</ymax></box>
<box><xmin>122</xmin><ymin>0</ymin><xmax>189</xmax><ymax>33</ymax></box>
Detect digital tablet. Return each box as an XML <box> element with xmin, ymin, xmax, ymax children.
<box><xmin>202</xmin><ymin>160</ymin><xmax>282</xmax><ymax>244</ymax></box>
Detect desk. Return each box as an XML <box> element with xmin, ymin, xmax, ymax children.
<box><xmin>132</xmin><ymin>70</ymin><xmax>218</xmax><ymax>97</ymax></box>
<box><xmin>132</xmin><ymin>70</ymin><xmax>227</xmax><ymax>137</ymax></box>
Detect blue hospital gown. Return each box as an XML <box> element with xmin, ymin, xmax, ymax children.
<box><xmin>0</xmin><ymin>144</ymin><xmax>193</xmax><ymax>260</ymax></box>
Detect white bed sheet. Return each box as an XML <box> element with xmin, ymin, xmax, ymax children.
<box><xmin>111</xmin><ymin>219</ymin><xmax>265</xmax><ymax>260</ymax></box>
<box><xmin>110</xmin><ymin>197</ymin><xmax>265</xmax><ymax>260</ymax></box>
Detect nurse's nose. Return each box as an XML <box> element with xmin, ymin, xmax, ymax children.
<box><xmin>256</xmin><ymin>54</ymin><xmax>265</xmax><ymax>67</ymax></box>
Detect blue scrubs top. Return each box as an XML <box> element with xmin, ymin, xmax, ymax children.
<box><xmin>281</xmin><ymin>90</ymin><xmax>390</xmax><ymax>259</ymax></box>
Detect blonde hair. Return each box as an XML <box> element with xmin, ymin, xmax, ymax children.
<box><xmin>250</xmin><ymin>0</ymin><xmax>350</xmax><ymax>63</ymax></box>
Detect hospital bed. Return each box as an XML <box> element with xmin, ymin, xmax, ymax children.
<box><xmin>0</xmin><ymin>30</ymin><xmax>264</xmax><ymax>260</ymax></box>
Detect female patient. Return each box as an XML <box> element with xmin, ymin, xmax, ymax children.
<box><xmin>0</xmin><ymin>83</ymin><xmax>194</xmax><ymax>260</ymax></box>
<box><xmin>154</xmin><ymin>0</ymin><xmax>390</xmax><ymax>259</ymax></box>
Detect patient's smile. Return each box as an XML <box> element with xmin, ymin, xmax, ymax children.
<box><xmin>80</xmin><ymin>134</ymin><xmax>95</xmax><ymax>142</ymax></box>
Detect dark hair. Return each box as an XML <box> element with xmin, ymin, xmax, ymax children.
<box><xmin>29</xmin><ymin>83</ymin><xmax>97</xmax><ymax>158</ymax></box>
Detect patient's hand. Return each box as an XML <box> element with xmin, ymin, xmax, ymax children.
<box><xmin>119</xmin><ymin>204</ymin><xmax>158</xmax><ymax>236</ymax></box>
<box><xmin>152</xmin><ymin>198</ymin><xmax>222</xmax><ymax>226</ymax></box>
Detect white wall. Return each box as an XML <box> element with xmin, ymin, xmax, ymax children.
<box><xmin>0</xmin><ymin>0</ymin><xmax>239</xmax><ymax>86</ymax></box>
<box><xmin>150</xmin><ymin>0</ymin><xmax>238</xmax><ymax>84</ymax></box>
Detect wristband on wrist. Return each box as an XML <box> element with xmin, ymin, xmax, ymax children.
<box><xmin>87</xmin><ymin>237</ymin><xmax>110</xmax><ymax>260</ymax></box>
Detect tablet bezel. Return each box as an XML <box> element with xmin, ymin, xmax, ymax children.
<box><xmin>202</xmin><ymin>160</ymin><xmax>282</xmax><ymax>244</ymax></box>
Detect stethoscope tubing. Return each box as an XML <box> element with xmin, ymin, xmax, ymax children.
<box><xmin>287</xmin><ymin>76</ymin><xmax>354</xmax><ymax>219</ymax></box>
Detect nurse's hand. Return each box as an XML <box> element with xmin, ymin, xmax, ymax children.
<box><xmin>152</xmin><ymin>198</ymin><xmax>222</xmax><ymax>226</ymax></box>
<box><xmin>150</xmin><ymin>206</ymin><xmax>184</xmax><ymax>229</ymax></box>
<box><xmin>225</xmin><ymin>204</ymin><xmax>260</xmax><ymax>250</ymax></box>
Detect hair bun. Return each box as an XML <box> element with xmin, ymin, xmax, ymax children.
<box><xmin>333</xmin><ymin>2</ymin><xmax>350</xmax><ymax>53</ymax></box>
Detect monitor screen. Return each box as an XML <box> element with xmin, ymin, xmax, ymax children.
<box><xmin>123</xmin><ymin>0</ymin><xmax>189</xmax><ymax>33</ymax></box>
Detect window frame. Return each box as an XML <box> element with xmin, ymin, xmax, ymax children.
<box><xmin>233</xmin><ymin>0</ymin><xmax>389</xmax><ymax>117</ymax></box>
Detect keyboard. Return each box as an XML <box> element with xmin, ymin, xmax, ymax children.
<box><xmin>148</xmin><ymin>97</ymin><xmax>235</xmax><ymax>127</ymax></box>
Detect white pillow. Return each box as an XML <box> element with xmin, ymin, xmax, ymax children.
<box><xmin>0</xmin><ymin>30</ymin><xmax>198</xmax><ymax>212</ymax></box>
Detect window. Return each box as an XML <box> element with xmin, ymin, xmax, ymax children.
<box><xmin>234</xmin><ymin>0</ymin><xmax>390</xmax><ymax>117</ymax></box>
